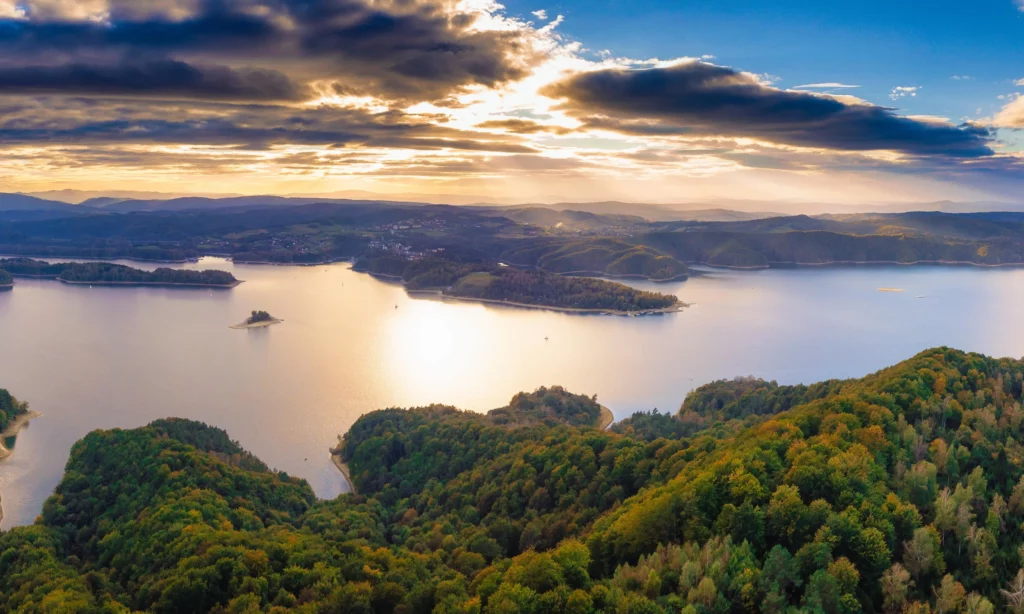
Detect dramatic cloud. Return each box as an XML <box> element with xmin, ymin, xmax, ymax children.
<box><xmin>0</xmin><ymin>0</ymin><xmax>540</xmax><ymax>102</ymax></box>
<box><xmin>0</xmin><ymin>60</ymin><xmax>305</xmax><ymax>101</ymax></box>
<box><xmin>0</xmin><ymin>96</ymin><xmax>537</xmax><ymax>153</ymax></box>
<box><xmin>0</xmin><ymin>1</ymin><xmax>1019</xmax><ymax>201</ymax></box>
<box><xmin>542</xmin><ymin>62</ymin><xmax>993</xmax><ymax>157</ymax></box>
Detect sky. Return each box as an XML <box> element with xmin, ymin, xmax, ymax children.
<box><xmin>0</xmin><ymin>0</ymin><xmax>1023</xmax><ymax>204</ymax></box>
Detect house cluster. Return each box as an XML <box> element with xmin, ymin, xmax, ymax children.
<box><xmin>370</xmin><ymin>218</ymin><xmax>452</xmax><ymax>234</ymax></box>
<box><xmin>367</xmin><ymin>241</ymin><xmax>446</xmax><ymax>260</ymax></box>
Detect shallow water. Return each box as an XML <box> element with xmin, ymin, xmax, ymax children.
<box><xmin>0</xmin><ymin>258</ymin><xmax>1022</xmax><ymax>527</ymax></box>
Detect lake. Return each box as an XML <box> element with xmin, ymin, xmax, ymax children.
<box><xmin>0</xmin><ymin>259</ymin><xmax>1022</xmax><ymax>527</ymax></box>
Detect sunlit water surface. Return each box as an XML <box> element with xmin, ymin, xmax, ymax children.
<box><xmin>1</xmin><ymin>258</ymin><xmax>1022</xmax><ymax>526</ymax></box>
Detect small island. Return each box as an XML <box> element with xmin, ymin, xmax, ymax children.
<box><xmin>0</xmin><ymin>258</ymin><xmax>240</xmax><ymax>288</ymax></box>
<box><xmin>230</xmin><ymin>310</ymin><xmax>283</xmax><ymax>329</ymax></box>
<box><xmin>0</xmin><ymin>269</ymin><xmax>11</xmax><ymax>291</ymax></box>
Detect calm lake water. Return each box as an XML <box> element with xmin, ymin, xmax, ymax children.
<box><xmin>1</xmin><ymin>259</ymin><xmax>1022</xmax><ymax>527</ymax></box>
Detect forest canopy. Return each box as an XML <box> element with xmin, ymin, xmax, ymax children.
<box><xmin>6</xmin><ymin>348</ymin><xmax>1024</xmax><ymax>612</ymax></box>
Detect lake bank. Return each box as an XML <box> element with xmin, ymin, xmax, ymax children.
<box><xmin>60</xmin><ymin>279</ymin><xmax>242</xmax><ymax>289</ymax></box>
<box><xmin>0</xmin><ymin>410</ymin><xmax>40</xmax><ymax>462</ymax></box>
<box><xmin>0</xmin><ymin>410</ymin><xmax>41</xmax><ymax>523</ymax></box>
<box><xmin>407</xmin><ymin>289</ymin><xmax>686</xmax><ymax>316</ymax></box>
<box><xmin>0</xmin><ymin>253</ymin><xmax>195</xmax><ymax>264</ymax></box>
<box><xmin>693</xmin><ymin>259</ymin><xmax>1024</xmax><ymax>271</ymax></box>
<box><xmin>329</xmin><ymin>443</ymin><xmax>356</xmax><ymax>495</ymax></box>
<box><xmin>5</xmin><ymin>274</ymin><xmax>238</xmax><ymax>289</ymax></box>
<box><xmin>501</xmin><ymin>262</ymin><xmax>691</xmax><ymax>284</ymax></box>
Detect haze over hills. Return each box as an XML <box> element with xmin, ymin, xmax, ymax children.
<box><xmin>81</xmin><ymin>195</ymin><xmax>425</xmax><ymax>213</ymax></box>
<box><xmin>12</xmin><ymin>189</ymin><xmax>1024</xmax><ymax>220</ymax></box>
<box><xmin>4</xmin><ymin>190</ymin><xmax>1024</xmax><ymax>237</ymax></box>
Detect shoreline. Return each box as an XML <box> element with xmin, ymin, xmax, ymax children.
<box><xmin>0</xmin><ymin>410</ymin><xmax>41</xmax><ymax>462</ymax></box>
<box><xmin>408</xmin><ymin>289</ymin><xmax>686</xmax><ymax>316</ymax></box>
<box><xmin>693</xmin><ymin>259</ymin><xmax>1024</xmax><ymax>271</ymax></box>
<box><xmin>329</xmin><ymin>442</ymin><xmax>357</xmax><ymax>495</ymax></box>
<box><xmin>555</xmin><ymin>269</ymin><xmax>690</xmax><ymax>283</ymax></box>
<box><xmin>0</xmin><ymin>253</ymin><xmax>194</xmax><ymax>264</ymax></box>
<box><xmin>0</xmin><ymin>410</ymin><xmax>41</xmax><ymax>525</ymax></box>
<box><xmin>230</xmin><ymin>257</ymin><xmax>353</xmax><ymax>267</ymax></box>
<box><xmin>230</xmin><ymin>317</ymin><xmax>283</xmax><ymax>329</ymax></box>
<box><xmin>13</xmin><ymin>251</ymin><xmax>1024</xmax><ymax>272</ymax></box>
<box><xmin>501</xmin><ymin>261</ymin><xmax>689</xmax><ymax>283</ymax></box>
<box><xmin>6</xmin><ymin>273</ymin><xmax>241</xmax><ymax>289</ymax></box>
<box><xmin>59</xmin><ymin>279</ymin><xmax>241</xmax><ymax>289</ymax></box>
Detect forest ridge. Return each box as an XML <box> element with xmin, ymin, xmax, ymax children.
<box><xmin>2</xmin><ymin>348</ymin><xmax>1024</xmax><ymax>612</ymax></box>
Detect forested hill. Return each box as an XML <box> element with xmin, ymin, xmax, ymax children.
<box><xmin>6</xmin><ymin>348</ymin><xmax>1024</xmax><ymax>612</ymax></box>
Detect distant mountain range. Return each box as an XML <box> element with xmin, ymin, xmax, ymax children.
<box><xmin>3</xmin><ymin>191</ymin><xmax>1023</xmax><ymax>222</ymax></box>
<box><xmin>0</xmin><ymin>193</ymin><xmax>80</xmax><ymax>211</ymax></box>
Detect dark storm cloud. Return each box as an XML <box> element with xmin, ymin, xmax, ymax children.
<box><xmin>543</xmin><ymin>62</ymin><xmax>995</xmax><ymax>158</ymax></box>
<box><xmin>0</xmin><ymin>59</ymin><xmax>305</xmax><ymax>101</ymax></box>
<box><xmin>0</xmin><ymin>0</ymin><xmax>534</xmax><ymax>102</ymax></box>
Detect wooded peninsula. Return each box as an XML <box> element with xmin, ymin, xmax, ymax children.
<box><xmin>355</xmin><ymin>254</ymin><xmax>681</xmax><ymax>314</ymax></box>
<box><xmin>0</xmin><ymin>258</ymin><xmax>239</xmax><ymax>287</ymax></box>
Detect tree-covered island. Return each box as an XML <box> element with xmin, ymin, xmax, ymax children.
<box><xmin>230</xmin><ymin>310</ymin><xmax>283</xmax><ymax>329</ymax></box>
<box><xmin>0</xmin><ymin>258</ymin><xmax>239</xmax><ymax>287</ymax></box>
<box><xmin>0</xmin><ymin>268</ymin><xmax>11</xmax><ymax>290</ymax></box>
<box><xmin>355</xmin><ymin>254</ymin><xmax>681</xmax><ymax>314</ymax></box>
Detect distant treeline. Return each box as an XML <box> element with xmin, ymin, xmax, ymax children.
<box><xmin>638</xmin><ymin>230</ymin><xmax>1024</xmax><ymax>268</ymax></box>
<box><xmin>0</xmin><ymin>258</ymin><xmax>238</xmax><ymax>286</ymax></box>
<box><xmin>0</xmin><ymin>243</ymin><xmax>196</xmax><ymax>262</ymax></box>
